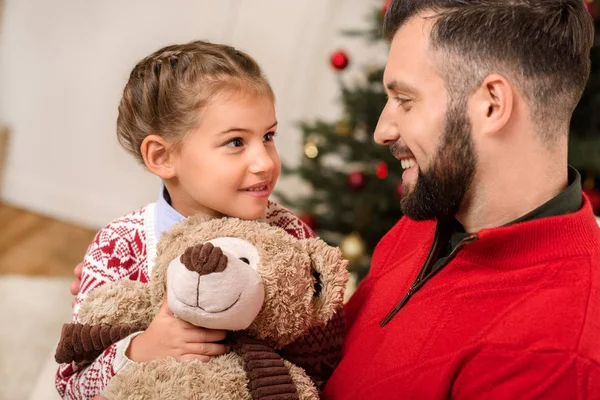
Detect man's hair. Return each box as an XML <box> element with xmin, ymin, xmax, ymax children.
<box><xmin>117</xmin><ymin>40</ymin><xmax>274</xmax><ymax>164</ymax></box>
<box><xmin>384</xmin><ymin>0</ymin><xmax>594</xmax><ymax>139</ymax></box>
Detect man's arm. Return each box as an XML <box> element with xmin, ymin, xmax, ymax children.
<box><xmin>453</xmin><ymin>345</ymin><xmax>600</xmax><ymax>399</ymax></box>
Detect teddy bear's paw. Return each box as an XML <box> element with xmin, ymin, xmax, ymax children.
<box><xmin>103</xmin><ymin>354</ymin><xmax>253</xmax><ymax>400</ymax></box>
<box><xmin>283</xmin><ymin>360</ymin><xmax>319</xmax><ymax>400</ymax></box>
<box><xmin>55</xmin><ymin>323</ymin><xmax>140</xmax><ymax>364</ymax></box>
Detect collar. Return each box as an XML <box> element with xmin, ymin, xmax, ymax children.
<box><xmin>154</xmin><ymin>184</ymin><xmax>186</xmax><ymax>242</ymax></box>
<box><xmin>458</xmin><ymin>195</ymin><xmax>599</xmax><ymax>268</ymax></box>
<box><xmin>447</xmin><ymin>165</ymin><xmax>583</xmax><ymax>249</ymax></box>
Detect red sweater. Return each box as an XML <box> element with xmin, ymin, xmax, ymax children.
<box><xmin>324</xmin><ymin>198</ymin><xmax>600</xmax><ymax>399</ymax></box>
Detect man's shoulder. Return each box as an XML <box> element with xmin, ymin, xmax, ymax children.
<box><xmin>374</xmin><ymin>216</ymin><xmax>436</xmax><ymax>255</ymax></box>
<box><xmin>481</xmin><ymin>259</ymin><xmax>600</xmax><ymax>356</ymax></box>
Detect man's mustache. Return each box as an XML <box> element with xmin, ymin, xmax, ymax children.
<box><xmin>390</xmin><ymin>142</ymin><xmax>413</xmax><ymax>159</ymax></box>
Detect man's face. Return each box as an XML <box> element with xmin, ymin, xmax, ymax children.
<box><xmin>375</xmin><ymin>16</ymin><xmax>476</xmax><ymax>221</ymax></box>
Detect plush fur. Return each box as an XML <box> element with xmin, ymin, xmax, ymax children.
<box><xmin>76</xmin><ymin>215</ymin><xmax>348</xmax><ymax>399</ymax></box>
<box><xmin>103</xmin><ymin>354</ymin><xmax>318</xmax><ymax>400</ymax></box>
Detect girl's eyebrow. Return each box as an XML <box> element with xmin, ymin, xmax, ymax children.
<box><xmin>219</xmin><ymin>121</ymin><xmax>278</xmax><ymax>135</ymax></box>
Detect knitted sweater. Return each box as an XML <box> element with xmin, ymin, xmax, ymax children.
<box><xmin>323</xmin><ymin>197</ymin><xmax>600</xmax><ymax>399</ymax></box>
<box><xmin>56</xmin><ymin>201</ymin><xmax>343</xmax><ymax>399</ymax></box>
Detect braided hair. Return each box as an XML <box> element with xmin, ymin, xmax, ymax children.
<box><xmin>116</xmin><ymin>40</ymin><xmax>274</xmax><ymax>164</ymax></box>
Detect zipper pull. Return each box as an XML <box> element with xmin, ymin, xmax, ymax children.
<box><xmin>380</xmin><ymin>284</ymin><xmax>417</xmax><ymax>327</ymax></box>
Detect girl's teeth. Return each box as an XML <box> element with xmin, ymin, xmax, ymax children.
<box><xmin>248</xmin><ymin>186</ymin><xmax>266</xmax><ymax>192</ymax></box>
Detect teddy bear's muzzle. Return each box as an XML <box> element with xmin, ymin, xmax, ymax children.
<box><xmin>166</xmin><ymin>238</ymin><xmax>265</xmax><ymax>330</ymax></box>
<box><xmin>180</xmin><ymin>242</ymin><xmax>228</xmax><ymax>276</ymax></box>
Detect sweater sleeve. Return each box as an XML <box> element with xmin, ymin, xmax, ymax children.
<box><xmin>453</xmin><ymin>346</ymin><xmax>600</xmax><ymax>399</ymax></box>
<box><xmin>55</xmin><ymin>210</ymin><xmax>149</xmax><ymax>399</ymax></box>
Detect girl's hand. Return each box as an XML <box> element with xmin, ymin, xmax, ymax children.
<box><xmin>126</xmin><ymin>296</ymin><xmax>229</xmax><ymax>362</ymax></box>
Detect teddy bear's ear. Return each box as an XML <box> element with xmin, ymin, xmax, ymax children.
<box><xmin>300</xmin><ymin>238</ymin><xmax>349</xmax><ymax>326</ymax></box>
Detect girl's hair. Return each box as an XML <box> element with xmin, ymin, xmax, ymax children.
<box><xmin>116</xmin><ymin>40</ymin><xmax>274</xmax><ymax>164</ymax></box>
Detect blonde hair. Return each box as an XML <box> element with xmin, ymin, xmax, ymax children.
<box><xmin>116</xmin><ymin>40</ymin><xmax>275</xmax><ymax>164</ymax></box>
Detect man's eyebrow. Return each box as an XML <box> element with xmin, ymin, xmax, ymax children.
<box><xmin>385</xmin><ymin>80</ymin><xmax>418</xmax><ymax>95</ymax></box>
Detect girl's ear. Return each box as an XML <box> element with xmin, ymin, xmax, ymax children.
<box><xmin>141</xmin><ymin>135</ymin><xmax>176</xmax><ymax>179</ymax></box>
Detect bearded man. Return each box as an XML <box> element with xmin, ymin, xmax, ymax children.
<box><xmin>324</xmin><ymin>1</ymin><xmax>600</xmax><ymax>399</ymax></box>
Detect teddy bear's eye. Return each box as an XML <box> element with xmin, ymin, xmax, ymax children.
<box><xmin>312</xmin><ymin>270</ymin><xmax>322</xmax><ymax>297</ymax></box>
<box><xmin>239</xmin><ymin>257</ymin><xmax>250</xmax><ymax>264</ymax></box>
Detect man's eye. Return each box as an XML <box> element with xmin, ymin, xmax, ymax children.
<box><xmin>395</xmin><ymin>97</ymin><xmax>411</xmax><ymax>105</ymax></box>
<box><xmin>225</xmin><ymin>138</ymin><xmax>243</xmax><ymax>147</ymax></box>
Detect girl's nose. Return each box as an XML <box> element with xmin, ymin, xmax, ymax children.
<box><xmin>248</xmin><ymin>146</ymin><xmax>275</xmax><ymax>174</ymax></box>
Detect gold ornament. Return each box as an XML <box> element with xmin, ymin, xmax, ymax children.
<box><xmin>335</xmin><ymin>114</ymin><xmax>353</xmax><ymax>136</ymax></box>
<box><xmin>304</xmin><ymin>142</ymin><xmax>319</xmax><ymax>158</ymax></box>
<box><xmin>584</xmin><ymin>174</ymin><xmax>596</xmax><ymax>190</ymax></box>
<box><xmin>340</xmin><ymin>232</ymin><xmax>366</xmax><ymax>262</ymax></box>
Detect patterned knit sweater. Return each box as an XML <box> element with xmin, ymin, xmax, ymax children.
<box><xmin>56</xmin><ymin>201</ymin><xmax>344</xmax><ymax>399</ymax></box>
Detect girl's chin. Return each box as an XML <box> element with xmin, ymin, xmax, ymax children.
<box><xmin>230</xmin><ymin>202</ymin><xmax>269</xmax><ymax>220</ymax></box>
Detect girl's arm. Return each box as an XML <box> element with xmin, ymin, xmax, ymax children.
<box><xmin>56</xmin><ymin>211</ymin><xmax>150</xmax><ymax>399</ymax></box>
<box><xmin>56</xmin><ymin>209</ymin><xmax>227</xmax><ymax>399</ymax></box>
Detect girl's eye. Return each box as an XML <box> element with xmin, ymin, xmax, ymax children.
<box><xmin>225</xmin><ymin>138</ymin><xmax>243</xmax><ymax>148</ymax></box>
<box><xmin>263</xmin><ymin>131</ymin><xmax>277</xmax><ymax>142</ymax></box>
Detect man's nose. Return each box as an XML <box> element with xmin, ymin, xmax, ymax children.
<box><xmin>180</xmin><ymin>243</ymin><xmax>228</xmax><ymax>276</ymax></box>
<box><xmin>374</xmin><ymin>104</ymin><xmax>400</xmax><ymax>146</ymax></box>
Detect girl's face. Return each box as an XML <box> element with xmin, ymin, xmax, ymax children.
<box><xmin>167</xmin><ymin>90</ymin><xmax>281</xmax><ymax>220</ymax></box>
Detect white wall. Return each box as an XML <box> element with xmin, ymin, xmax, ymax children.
<box><xmin>0</xmin><ymin>0</ymin><xmax>387</xmax><ymax>229</ymax></box>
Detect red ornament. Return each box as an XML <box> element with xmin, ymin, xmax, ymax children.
<box><xmin>299</xmin><ymin>214</ymin><xmax>317</xmax><ymax>230</ymax></box>
<box><xmin>376</xmin><ymin>161</ymin><xmax>388</xmax><ymax>179</ymax></box>
<box><xmin>382</xmin><ymin>0</ymin><xmax>393</xmax><ymax>15</ymax></box>
<box><xmin>348</xmin><ymin>171</ymin><xmax>366</xmax><ymax>190</ymax></box>
<box><xmin>584</xmin><ymin>0</ymin><xmax>595</xmax><ymax>17</ymax></box>
<box><xmin>584</xmin><ymin>189</ymin><xmax>600</xmax><ymax>214</ymax></box>
<box><xmin>330</xmin><ymin>50</ymin><xmax>349</xmax><ymax>71</ymax></box>
<box><xmin>395</xmin><ymin>180</ymin><xmax>404</xmax><ymax>198</ymax></box>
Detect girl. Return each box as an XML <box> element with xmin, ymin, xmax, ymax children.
<box><xmin>56</xmin><ymin>40</ymin><xmax>343</xmax><ymax>399</ymax></box>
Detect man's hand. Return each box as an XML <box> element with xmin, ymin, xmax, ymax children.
<box><xmin>126</xmin><ymin>296</ymin><xmax>229</xmax><ymax>363</ymax></box>
<box><xmin>70</xmin><ymin>262</ymin><xmax>83</xmax><ymax>308</ymax></box>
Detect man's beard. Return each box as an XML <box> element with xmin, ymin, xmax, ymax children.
<box><xmin>398</xmin><ymin>100</ymin><xmax>477</xmax><ymax>221</ymax></box>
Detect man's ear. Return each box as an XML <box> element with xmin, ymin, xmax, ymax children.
<box><xmin>141</xmin><ymin>134</ymin><xmax>176</xmax><ymax>179</ymax></box>
<box><xmin>470</xmin><ymin>73</ymin><xmax>514</xmax><ymax>136</ymax></box>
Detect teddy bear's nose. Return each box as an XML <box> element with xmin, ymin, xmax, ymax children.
<box><xmin>180</xmin><ymin>243</ymin><xmax>228</xmax><ymax>276</ymax></box>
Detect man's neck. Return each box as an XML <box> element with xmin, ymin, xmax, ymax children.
<box><xmin>456</xmin><ymin>161</ymin><xmax>569</xmax><ymax>233</ymax></box>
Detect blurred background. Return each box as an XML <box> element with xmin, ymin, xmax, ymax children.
<box><xmin>0</xmin><ymin>0</ymin><xmax>599</xmax><ymax>398</ymax></box>
<box><xmin>0</xmin><ymin>0</ymin><xmax>387</xmax><ymax>398</ymax></box>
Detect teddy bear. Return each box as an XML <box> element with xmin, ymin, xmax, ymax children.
<box><xmin>55</xmin><ymin>214</ymin><xmax>348</xmax><ymax>399</ymax></box>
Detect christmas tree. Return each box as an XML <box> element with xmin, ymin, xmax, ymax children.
<box><xmin>278</xmin><ymin>0</ymin><xmax>600</xmax><ymax>281</ymax></box>
<box><xmin>571</xmin><ymin>0</ymin><xmax>600</xmax><ymax>212</ymax></box>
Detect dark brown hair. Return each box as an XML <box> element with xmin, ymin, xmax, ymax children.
<box><xmin>117</xmin><ymin>40</ymin><xmax>274</xmax><ymax>163</ymax></box>
<box><xmin>384</xmin><ymin>0</ymin><xmax>594</xmax><ymax>138</ymax></box>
